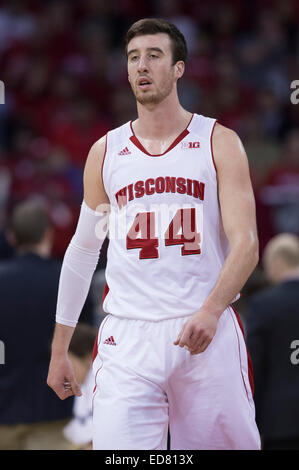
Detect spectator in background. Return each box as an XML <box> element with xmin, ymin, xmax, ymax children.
<box><xmin>0</xmin><ymin>0</ymin><xmax>298</xmax><ymax>266</ymax></box>
<box><xmin>63</xmin><ymin>322</ymin><xmax>98</xmax><ymax>450</ymax></box>
<box><xmin>0</xmin><ymin>200</ymin><xmax>93</xmax><ymax>449</ymax></box>
<box><xmin>246</xmin><ymin>233</ymin><xmax>299</xmax><ymax>450</ymax></box>
<box><xmin>256</xmin><ymin>128</ymin><xmax>299</xmax><ymax>253</ymax></box>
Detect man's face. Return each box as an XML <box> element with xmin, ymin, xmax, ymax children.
<box><xmin>127</xmin><ymin>33</ymin><xmax>180</xmax><ymax>106</ymax></box>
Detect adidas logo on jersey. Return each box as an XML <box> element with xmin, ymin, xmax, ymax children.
<box><xmin>118</xmin><ymin>147</ymin><xmax>131</xmax><ymax>155</ymax></box>
<box><xmin>104</xmin><ymin>336</ymin><xmax>116</xmax><ymax>346</ymax></box>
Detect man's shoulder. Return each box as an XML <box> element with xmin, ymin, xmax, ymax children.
<box><xmin>90</xmin><ymin>121</ymin><xmax>131</xmax><ymax>156</ymax></box>
<box><xmin>0</xmin><ymin>257</ymin><xmax>25</xmax><ymax>289</ymax></box>
<box><xmin>247</xmin><ymin>282</ymin><xmax>297</xmax><ymax>312</ymax></box>
<box><xmin>0</xmin><ymin>254</ymin><xmax>61</xmax><ymax>277</ymax></box>
<box><xmin>210</xmin><ymin>120</ymin><xmax>250</xmax><ymax>175</ymax></box>
<box><xmin>249</xmin><ymin>285</ymin><xmax>277</xmax><ymax>303</ymax></box>
<box><xmin>212</xmin><ymin>122</ymin><xmax>239</xmax><ymax>145</ymax></box>
<box><xmin>0</xmin><ymin>257</ymin><xmax>15</xmax><ymax>275</ymax></box>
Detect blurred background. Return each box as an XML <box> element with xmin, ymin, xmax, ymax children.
<box><xmin>0</xmin><ymin>0</ymin><xmax>299</xmax><ymax>451</ymax></box>
<box><xmin>0</xmin><ymin>0</ymin><xmax>298</xmax><ymax>265</ymax></box>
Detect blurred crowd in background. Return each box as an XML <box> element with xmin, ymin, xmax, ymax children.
<box><xmin>0</xmin><ymin>0</ymin><xmax>298</xmax><ymax>262</ymax></box>
<box><xmin>0</xmin><ymin>0</ymin><xmax>299</xmax><ymax>450</ymax></box>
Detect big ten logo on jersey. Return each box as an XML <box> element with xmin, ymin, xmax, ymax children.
<box><xmin>181</xmin><ymin>141</ymin><xmax>200</xmax><ymax>149</ymax></box>
<box><xmin>107</xmin><ymin>202</ymin><xmax>204</xmax><ymax>260</ymax></box>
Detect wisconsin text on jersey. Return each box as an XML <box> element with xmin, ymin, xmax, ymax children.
<box><xmin>115</xmin><ymin>176</ymin><xmax>205</xmax><ymax>209</ymax></box>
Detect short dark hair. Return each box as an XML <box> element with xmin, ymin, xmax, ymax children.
<box><xmin>125</xmin><ymin>18</ymin><xmax>187</xmax><ymax>65</ymax></box>
<box><xmin>10</xmin><ymin>200</ymin><xmax>50</xmax><ymax>247</ymax></box>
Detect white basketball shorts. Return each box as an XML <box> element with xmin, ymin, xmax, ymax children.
<box><xmin>91</xmin><ymin>306</ymin><xmax>261</xmax><ymax>450</ymax></box>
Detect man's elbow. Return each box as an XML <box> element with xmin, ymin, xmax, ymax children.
<box><xmin>248</xmin><ymin>235</ymin><xmax>259</xmax><ymax>271</ymax></box>
<box><xmin>253</xmin><ymin>242</ymin><xmax>259</xmax><ymax>269</ymax></box>
<box><xmin>232</xmin><ymin>232</ymin><xmax>259</xmax><ymax>271</ymax></box>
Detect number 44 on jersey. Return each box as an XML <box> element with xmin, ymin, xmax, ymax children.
<box><xmin>126</xmin><ymin>206</ymin><xmax>203</xmax><ymax>259</ymax></box>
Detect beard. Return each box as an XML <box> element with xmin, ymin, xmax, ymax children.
<box><xmin>131</xmin><ymin>73</ymin><xmax>175</xmax><ymax>106</ymax></box>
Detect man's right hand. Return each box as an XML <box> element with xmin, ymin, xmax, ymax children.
<box><xmin>47</xmin><ymin>353</ymin><xmax>82</xmax><ymax>400</ymax></box>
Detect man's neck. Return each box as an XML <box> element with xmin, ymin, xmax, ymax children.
<box><xmin>133</xmin><ymin>93</ymin><xmax>192</xmax><ymax>141</ymax></box>
<box><xmin>17</xmin><ymin>244</ymin><xmax>50</xmax><ymax>259</ymax></box>
<box><xmin>282</xmin><ymin>269</ymin><xmax>299</xmax><ymax>282</ymax></box>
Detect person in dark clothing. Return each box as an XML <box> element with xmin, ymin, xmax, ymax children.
<box><xmin>0</xmin><ymin>200</ymin><xmax>93</xmax><ymax>449</ymax></box>
<box><xmin>63</xmin><ymin>323</ymin><xmax>97</xmax><ymax>450</ymax></box>
<box><xmin>246</xmin><ymin>233</ymin><xmax>299</xmax><ymax>450</ymax></box>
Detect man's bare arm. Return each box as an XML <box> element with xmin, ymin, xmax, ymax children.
<box><xmin>47</xmin><ymin>136</ymin><xmax>109</xmax><ymax>399</ymax></box>
<box><xmin>175</xmin><ymin>124</ymin><xmax>259</xmax><ymax>354</ymax></box>
<box><xmin>83</xmin><ymin>136</ymin><xmax>110</xmax><ymax>209</ymax></box>
<box><xmin>202</xmin><ymin>123</ymin><xmax>259</xmax><ymax>315</ymax></box>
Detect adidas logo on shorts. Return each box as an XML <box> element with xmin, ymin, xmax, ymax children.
<box><xmin>104</xmin><ymin>336</ymin><xmax>116</xmax><ymax>346</ymax></box>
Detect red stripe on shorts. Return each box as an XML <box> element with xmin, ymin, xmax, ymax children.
<box><xmin>102</xmin><ymin>282</ymin><xmax>110</xmax><ymax>304</ymax></box>
<box><xmin>230</xmin><ymin>304</ymin><xmax>254</xmax><ymax>397</ymax></box>
<box><xmin>92</xmin><ymin>331</ymin><xmax>99</xmax><ymax>364</ymax></box>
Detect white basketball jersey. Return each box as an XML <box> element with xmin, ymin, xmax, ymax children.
<box><xmin>101</xmin><ymin>113</ymin><xmax>236</xmax><ymax>321</ymax></box>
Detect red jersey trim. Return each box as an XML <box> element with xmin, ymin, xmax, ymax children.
<box><xmin>94</xmin><ymin>314</ymin><xmax>110</xmax><ymax>361</ymax></box>
<box><xmin>100</xmin><ymin>134</ymin><xmax>108</xmax><ymax>190</ymax></box>
<box><xmin>230</xmin><ymin>304</ymin><xmax>255</xmax><ymax>398</ymax></box>
<box><xmin>92</xmin><ymin>314</ymin><xmax>112</xmax><ymax>417</ymax></box>
<box><xmin>129</xmin><ymin>114</ymin><xmax>194</xmax><ymax>157</ymax></box>
<box><xmin>92</xmin><ymin>283</ymin><xmax>110</xmax><ymax>365</ymax></box>
<box><xmin>210</xmin><ymin>120</ymin><xmax>218</xmax><ymax>173</ymax></box>
<box><xmin>102</xmin><ymin>282</ymin><xmax>110</xmax><ymax>304</ymax></box>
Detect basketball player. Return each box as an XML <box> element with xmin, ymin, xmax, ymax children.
<box><xmin>47</xmin><ymin>18</ymin><xmax>261</xmax><ymax>450</ymax></box>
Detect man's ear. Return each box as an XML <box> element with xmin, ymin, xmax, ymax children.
<box><xmin>175</xmin><ymin>61</ymin><xmax>185</xmax><ymax>80</ymax></box>
<box><xmin>44</xmin><ymin>226</ymin><xmax>54</xmax><ymax>246</ymax></box>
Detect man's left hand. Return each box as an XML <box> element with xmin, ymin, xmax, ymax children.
<box><xmin>173</xmin><ymin>309</ymin><xmax>220</xmax><ymax>355</ymax></box>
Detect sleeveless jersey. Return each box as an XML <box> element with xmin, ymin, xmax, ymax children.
<box><xmin>101</xmin><ymin>113</ymin><xmax>236</xmax><ymax>321</ymax></box>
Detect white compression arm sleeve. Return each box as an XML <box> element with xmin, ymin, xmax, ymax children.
<box><xmin>55</xmin><ymin>201</ymin><xmax>108</xmax><ymax>327</ymax></box>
